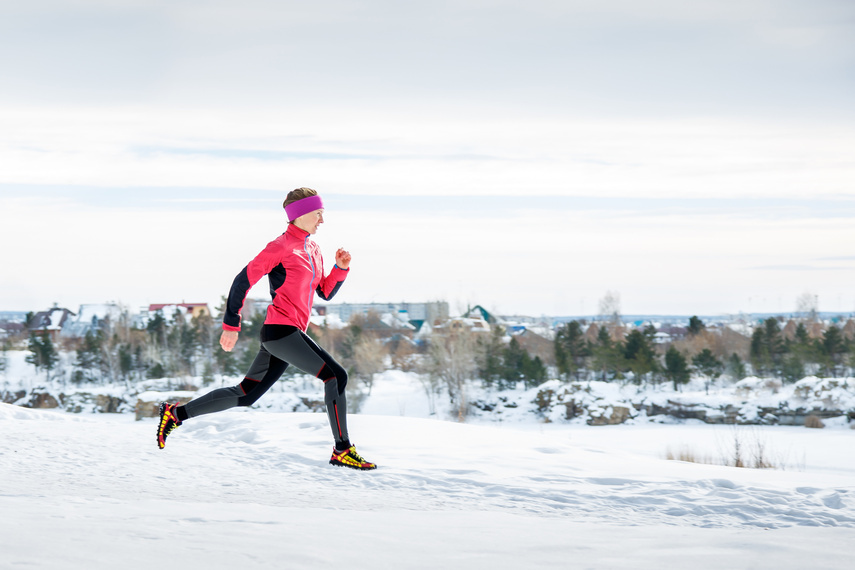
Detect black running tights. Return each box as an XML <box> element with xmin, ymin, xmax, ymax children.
<box><xmin>179</xmin><ymin>325</ymin><xmax>350</xmax><ymax>448</ymax></box>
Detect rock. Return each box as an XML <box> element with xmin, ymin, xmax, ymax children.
<box><xmin>564</xmin><ymin>400</ymin><xmax>582</xmax><ymax>420</ymax></box>
<box><xmin>1</xmin><ymin>390</ymin><xmax>26</xmax><ymax>404</ymax></box>
<box><xmin>299</xmin><ymin>397</ymin><xmax>326</xmax><ymax>413</ymax></box>
<box><xmin>22</xmin><ymin>391</ymin><xmax>59</xmax><ymax>409</ymax></box>
<box><xmin>95</xmin><ymin>395</ymin><xmax>126</xmax><ymax>413</ymax></box>
<box><xmin>775</xmin><ymin>408</ymin><xmax>845</xmax><ymax>426</ymax></box>
<box><xmin>134</xmin><ymin>391</ymin><xmax>197</xmax><ymax>420</ymax></box>
<box><xmin>58</xmin><ymin>392</ymin><xmax>130</xmax><ymax>414</ymax></box>
<box><xmin>588</xmin><ymin>405</ymin><xmax>631</xmax><ymax>426</ymax></box>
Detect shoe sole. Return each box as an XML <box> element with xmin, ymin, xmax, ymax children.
<box><xmin>329</xmin><ymin>460</ymin><xmax>377</xmax><ymax>470</ymax></box>
<box><xmin>156</xmin><ymin>403</ymin><xmax>172</xmax><ymax>450</ymax></box>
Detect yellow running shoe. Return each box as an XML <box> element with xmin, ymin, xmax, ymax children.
<box><xmin>156</xmin><ymin>402</ymin><xmax>182</xmax><ymax>449</ymax></box>
<box><xmin>329</xmin><ymin>445</ymin><xmax>377</xmax><ymax>470</ymax></box>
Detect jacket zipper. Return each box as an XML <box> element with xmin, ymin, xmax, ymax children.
<box><xmin>304</xmin><ymin>235</ymin><xmax>316</xmax><ymax>317</ymax></box>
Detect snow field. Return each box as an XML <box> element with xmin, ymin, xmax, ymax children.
<box><xmin>1</xmin><ymin>403</ymin><xmax>853</xmax><ymax>569</ymax></box>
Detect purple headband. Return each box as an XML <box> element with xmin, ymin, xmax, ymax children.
<box><xmin>285</xmin><ymin>195</ymin><xmax>324</xmax><ymax>221</ymax></box>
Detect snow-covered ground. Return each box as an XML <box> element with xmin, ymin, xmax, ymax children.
<box><xmin>3</xmin><ymin>354</ymin><xmax>855</xmax><ymax>568</ymax></box>
<box><xmin>2</xmin><ymin>378</ymin><xmax>854</xmax><ymax>569</ymax></box>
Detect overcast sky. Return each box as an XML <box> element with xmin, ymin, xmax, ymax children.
<box><xmin>1</xmin><ymin>0</ymin><xmax>854</xmax><ymax>318</ymax></box>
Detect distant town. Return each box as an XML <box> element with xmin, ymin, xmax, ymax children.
<box><xmin>2</xmin><ymin>299</ymin><xmax>852</xmax><ymax>342</ymax></box>
<box><xmin>2</xmin><ymin>299</ymin><xmax>854</xmax><ymax>428</ymax></box>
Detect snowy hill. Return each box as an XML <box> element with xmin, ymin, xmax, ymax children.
<box><xmin>1</xmin><ymin>402</ymin><xmax>853</xmax><ymax>569</ymax></box>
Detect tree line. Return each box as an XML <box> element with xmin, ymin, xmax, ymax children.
<box><xmin>749</xmin><ymin>318</ymin><xmax>851</xmax><ymax>381</ymax></box>
<box><xmin>15</xmin><ymin>307</ymin><xmax>416</xmax><ymax>393</ymax></box>
<box><xmin>18</xmin><ymin>307</ymin><xmax>245</xmax><ymax>387</ymax></box>
<box><xmin>12</xmin><ymin>309</ymin><xmax>854</xmax><ymax>409</ymax></box>
<box><xmin>553</xmin><ymin>316</ymin><xmax>854</xmax><ymax>390</ymax></box>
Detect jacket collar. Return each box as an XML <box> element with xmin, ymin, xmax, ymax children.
<box><xmin>286</xmin><ymin>223</ymin><xmax>310</xmax><ymax>239</ymax></box>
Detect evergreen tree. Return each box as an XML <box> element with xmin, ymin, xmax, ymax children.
<box><xmin>146</xmin><ymin>311</ymin><xmax>168</xmax><ymax>377</ymax></box>
<box><xmin>134</xmin><ymin>344</ymin><xmax>146</xmax><ymax>379</ymax></box>
<box><xmin>749</xmin><ymin>327</ymin><xmax>767</xmax><ymax>375</ymax></box>
<box><xmin>691</xmin><ymin>348</ymin><xmax>723</xmax><ymax>394</ymax></box>
<box><xmin>623</xmin><ymin>327</ymin><xmax>657</xmax><ymax>385</ymax></box>
<box><xmin>794</xmin><ymin>322</ymin><xmax>810</xmax><ymax>345</ymax></box>
<box><xmin>26</xmin><ymin>332</ymin><xmax>59</xmax><ymax>380</ymax></box>
<box><xmin>118</xmin><ymin>343</ymin><xmax>133</xmax><ymax>381</ymax></box>
<box><xmin>664</xmin><ymin>346</ymin><xmax>690</xmax><ymax>391</ymax></box>
<box><xmin>192</xmin><ymin>312</ymin><xmax>216</xmax><ymax>377</ymax></box>
<box><xmin>819</xmin><ymin>325</ymin><xmax>846</xmax><ymax>377</ymax></box>
<box><xmin>750</xmin><ymin>318</ymin><xmax>785</xmax><ymax>377</ymax></box>
<box><xmin>781</xmin><ymin>354</ymin><xmax>805</xmax><ymax>384</ymax></box>
<box><xmin>165</xmin><ymin>310</ymin><xmax>197</xmax><ymax>376</ymax></box>
<box><xmin>521</xmin><ymin>354</ymin><xmax>547</xmax><ymax>389</ymax></box>
<box><xmin>147</xmin><ymin>362</ymin><xmax>166</xmax><ymax>379</ymax></box>
<box><xmin>75</xmin><ymin>329</ymin><xmax>103</xmax><ymax>383</ymax></box>
<box><xmin>687</xmin><ymin>316</ymin><xmax>705</xmax><ymax>336</ymax></box>
<box><xmin>783</xmin><ymin>322</ymin><xmax>818</xmax><ymax>381</ymax></box>
<box><xmin>591</xmin><ymin>327</ymin><xmax>625</xmax><ymax>382</ymax></box>
<box><xmin>726</xmin><ymin>353</ymin><xmax>747</xmax><ymax>380</ymax></box>
<box><xmin>477</xmin><ymin>326</ymin><xmax>505</xmax><ymax>389</ymax></box>
<box><xmin>501</xmin><ymin>336</ymin><xmax>528</xmax><ymax>390</ymax></box>
<box><xmin>179</xmin><ymin>319</ymin><xmax>198</xmax><ymax>375</ymax></box>
<box><xmin>765</xmin><ymin>318</ymin><xmax>786</xmax><ymax>374</ymax></box>
<box><xmin>0</xmin><ymin>339</ymin><xmax>8</xmax><ymax>377</ymax></box>
<box><xmin>146</xmin><ymin>311</ymin><xmax>167</xmax><ymax>344</ymax></box>
<box><xmin>554</xmin><ymin>321</ymin><xmax>590</xmax><ymax>380</ymax></box>
<box><xmin>493</xmin><ymin>336</ymin><xmax>547</xmax><ymax>390</ymax></box>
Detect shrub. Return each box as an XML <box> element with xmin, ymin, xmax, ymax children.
<box><xmin>804</xmin><ymin>415</ymin><xmax>825</xmax><ymax>429</ymax></box>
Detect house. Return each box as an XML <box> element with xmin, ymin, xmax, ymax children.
<box><xmin>317</xmin><ymin>301</ymin><xmax>449</xmax><ymax>330</ymax></box>
<box><xmin>148</xmin><ymin>303</ymin><xmax>211</xmax><ymax>320</ymax></box>
<box><xmin>433</xmin><ymin>315</ymin><xmax>492</xmax><ymax>335</ymax></box>
<box><xmin>463</xmin><ymin>305</ymin><xmax>498</xmax><ymax>325</ymax></box>
<box><xmin>28</xmin><ymin>306</ymin><xmax>75</xmax><ymax>341</ymax></box>
<box><xmin>653</xmin><ymin>331</ymin><xmax>672</xmax><ymax>344</ymax></box>
<box><xmin>61</xmin><ymin>304</ymin><xmax>123</xmax><ymax>338</ymax></box>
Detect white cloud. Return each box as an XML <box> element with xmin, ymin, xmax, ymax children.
<box><xmin>2</xmin><ymin>106</ymin><xmax>854</xmax><ymax>200</ymax></box>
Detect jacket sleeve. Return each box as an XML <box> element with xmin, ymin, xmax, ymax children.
<box><xmin>316</xmin><ymin>265</ymin><xmax>349</xmax><ymax>301</ymax></box>
<box><xmin>223</xmin><ymin>239</ymin><xmax>283</xmax><ymax>331</ymax></box>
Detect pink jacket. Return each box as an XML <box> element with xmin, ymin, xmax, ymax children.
<box><xmin>222</xmin><ymin>224</ymin><xmax>348</xmax><ymax>332</ymax></box>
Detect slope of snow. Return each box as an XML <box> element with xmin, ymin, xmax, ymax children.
<box><xmin>1</xmin><ymin>402</ymin><xmax>853</xmax><ymax>569</ymax></box>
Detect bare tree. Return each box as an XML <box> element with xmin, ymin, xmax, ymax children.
<box><xmin>598</xmin><ymin>291</ymin><xmax>625</xmax><ymax>341</ymax></box>
<box><xmin>351</xmin><ymin>336</ymin><xmax>386</xmax><ymax>395</ymax></box>
<box><xmin>426</xmin><ymin>329</ymin><xmax>479</xmax><ymax>421</ymax></box>
<box><xmin>796</xmin><ymin>292</ymin><xmax>819</xmax><ymax>322</ymax></box>
<box><xmin>599</xmin><ymin>291</ymin><xmax>621</xmax><ymax>324</ymax></box>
